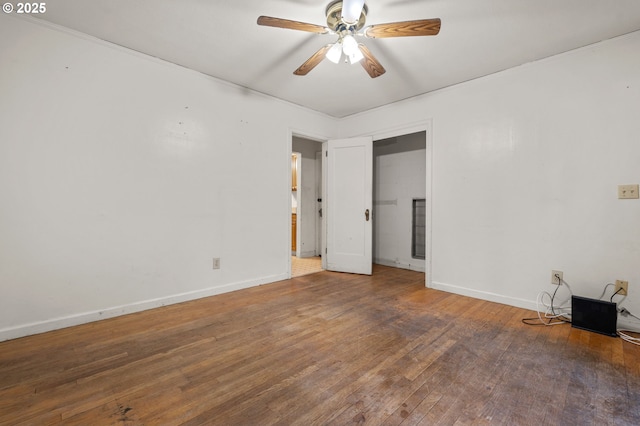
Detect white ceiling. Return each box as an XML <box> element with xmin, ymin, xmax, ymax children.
<box><xmin>34</xmin><ymin>0</ymin><xmax>640</xmax><ymax>118</ymax></box>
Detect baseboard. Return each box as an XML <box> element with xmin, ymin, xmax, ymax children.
<box><xmin>6</xmin><ymin>276</ymin><xmax>630</xmax><ymax>342</ymax></box>
<box><xmin>298</xmin><ymin>250</ymin><xmax>318</xmax><ymax>258</ymax></box>
<box><xmin>430</xmin><ymin>281</ymin><xmax>538</xmax><ymax>312</ymax></box>
<box><xmin>0</xmin><ymin>273</ymin><xmax>288</xmax><ymax>342</ymax></box>
<box><xmin>374</xmin><ymin>258</ymin><xmax>425</xmax><ymax>273</ymax></box>
<box><xmin>616</xmin><ymin>317</ymin><xmax>640</xmax><ymax>333</ymax></box>
<box><xmin>432</xmin><ymin>282</ymin><xmax>640</xmax><ymax>332</ymax></box>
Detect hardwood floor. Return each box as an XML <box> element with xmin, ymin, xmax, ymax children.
<box><xmin>1</xmin><ymin>265</ymin><xmax>639</xmax><ymax>425</ymax></box>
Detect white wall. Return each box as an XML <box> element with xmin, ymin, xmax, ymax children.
<box><xmin>3</xmin><ymin>14</ymin><xmax>639</xmax><ymax>341</ymax></box>
<box><xmin>373</xmin><ymin>132</ymin><xmax>426</xmax><ymax>271</ymax></box>
<box><xmin>0</xmin><ymin>16</ymin><xmax>336</xmax><ymax>340</ymax></box>
<box><xmin>340</xmin><ymin>31</ymin><xmax>640</xmax><ymax>327</ymax></box>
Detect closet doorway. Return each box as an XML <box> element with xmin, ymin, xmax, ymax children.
<box><xmin>372</xmin><ymin>131</ymin><xmax>427</xmax><ymax>273</ymax></box>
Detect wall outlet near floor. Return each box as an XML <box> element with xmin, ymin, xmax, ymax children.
<box><xmin>213</xmin><ymin>258</ymin><xmax>221</xmax><ymax>269</ymax></box>
<box><xmin>618</xmin><ymin>184</ymin><xmax>639</xmax><ymax>199</ymax></box>
<box><xmin>551</xmin><ymin>270</ymin><xmax>563</xmax><ymax>285</ymax></box>
<box><xmin>615</xmin><ymin>280</ymin><xmax>628</xmax><ymax>296</ymax></box>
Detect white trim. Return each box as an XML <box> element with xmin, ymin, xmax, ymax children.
<box><xmin>322</xmin><ymin>142</ymin><xmax>328</xmax><ymax>271</ymax></box>
<box><xmin>290</xmin><ymin>129</ymin><xmax>331</xmax><ymax>143</ymax></box>
<box><xmin>431</xmin><ymin>281</ymin><xmax>538</xmax><ymax>312</ymax></box>
<box><xmin>617</xmin><ymin>318</ymin><xmax>640</xmax><ymax>333</ymax></box>
<box><xmin>0</xmin><ymin>273</ymin><xmax>288</xmax><ymax>342</ymax></box>
<box><xmin>287</xmin><ymin>130</ymin><xmax>294</xmax><ymax>279</ymax></box>
<box><xmin>424</xmin><ymin>123</ymin><xmax>434</xmax><ymax>291</ymax></box>
<box><xmin>374</xmin><ymin>258</ymin><xmax>425</xmax><ymax>273</ymax></box>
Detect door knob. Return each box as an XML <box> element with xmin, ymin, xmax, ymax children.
<box><xmin>365</xmin><ymin>209</ymin><xmax>370</xmax><ymax>221</ymax></box>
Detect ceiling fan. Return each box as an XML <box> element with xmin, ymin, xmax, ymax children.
<box><xmin>257</xmin><ymin>0</ymin><xmax>441</xmax><ymax>78</ymax></box>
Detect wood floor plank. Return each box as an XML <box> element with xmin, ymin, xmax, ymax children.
<box><xmin>1</xmin><ymin>265</ymin><xmax>639</xmax><ymax>425</ymax></box>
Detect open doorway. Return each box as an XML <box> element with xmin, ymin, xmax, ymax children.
<box><xmin>291</xmin><ymin>136</ymin><xmax>323</xmax><ymax>277</ymax></box>
<box><xmin>289</xmin><ymin>124</ymin><xmax>431</xmax><ymax>283</ymax></box>
<box><xmin>372</xmin><ymin>131</ymin><xmax>427</xmax><ymax>272</ymax></box>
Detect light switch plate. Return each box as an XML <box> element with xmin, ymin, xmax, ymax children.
<box><xmin>618</xmin><ymin>184</ymin><xmax>639</xmax><ymax>199</ymax></box>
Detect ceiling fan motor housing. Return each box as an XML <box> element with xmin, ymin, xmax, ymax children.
<box><xmin>326</xmin><ymin>0</ymin><xmax>368</xmax><ymax>32</ymax></box>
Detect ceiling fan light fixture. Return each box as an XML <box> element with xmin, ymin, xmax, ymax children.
<box><xmin>348</xmin><ymin>48</ymin><xmax>364</xmax><ymax>64</ymax></box>
<box><xmin>342</xmin><ymin>34</ymin><xmax>358</xmax><ymax>56</ymax></box>
<box><xmin>326</xmin><ymin>42</ymin><xmax>343</xmax><ymax>64</ymax></box>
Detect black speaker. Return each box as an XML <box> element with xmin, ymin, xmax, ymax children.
<box><xmin>571</xmin><ymin>295</ymin><xmax>618</xmax><ymax>337</ymax></box>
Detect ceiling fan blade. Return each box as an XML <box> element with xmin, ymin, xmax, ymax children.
<box><xmin>294</xmin><ymin>44</ymin><xmax>333</xmax><ymax>76</ymax></box>
<box><xmin>358</xmin><ymin>44</ymin><xmax>386</xmax><ymax>78</ymax></box>
<box><xmin>257</xmin><ymin>16</ymin><xmax>330</xmax><ymax>34</ymax></box>
<box><xmin>341</xmin><ymin>0</ymin><xmax>366</xmax><ymax>24</ymax></box>
<box><xmin>364</xmin><ymin>18</ymin><xmax>441</xmax><ymax>38</ymax></box>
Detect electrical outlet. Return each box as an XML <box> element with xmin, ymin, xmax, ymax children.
<box><xmin>213</xmin><ymin>258</ymin><xmax>220</xmax><ymax>270</ymax></box>
<box><xmin>618</xmin><ymin>184</ymin><xmax>639</xmax><ymax>199</ymax></box>
<box><xmin>551</xmin><ymin>270</ymin><xmax>563</xmax><ymax>285</ymax></box>
<box><xmin>615</xmin><ymin>280</ymin><xmax>628</xmax><ymax>296</ymax></box>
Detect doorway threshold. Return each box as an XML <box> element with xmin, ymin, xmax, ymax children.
<box><xmin>291</xmin><ymin>256</ymin><xmax>322</xmax><ymax>277</ymax></box>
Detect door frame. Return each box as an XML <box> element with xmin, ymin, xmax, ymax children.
<box><xmin>287</xmin><ymin>129</ymin><xmax>329</xmax><ymax>279</ymax></box>
<box><xmin>286</xmin><ymin>120</ymin><xmax>433</xmax><ymax>288</ymax></box>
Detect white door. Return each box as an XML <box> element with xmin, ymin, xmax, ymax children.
<box><xmin>325</xmin><ymin>136</ymin><xmax>373</xmax><ymax>275</ymax></box>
